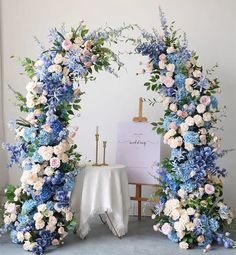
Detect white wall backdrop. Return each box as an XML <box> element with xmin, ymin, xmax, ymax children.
<box><xmin>0</xmin><ymin>0</ymin><xmax>8</xmax><ymax>191</ymax></box>
<box><xmin>0</xmin><ymin>0</ymin><xmax>235</xmax><ymax>212</ymax></box>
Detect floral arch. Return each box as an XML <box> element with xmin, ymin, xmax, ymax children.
<box><xmin>1</xmin><ymin>9</ymin><xmax>235</xmax><ymax>255</ymax></box>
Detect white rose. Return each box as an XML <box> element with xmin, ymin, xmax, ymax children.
<box><xmin>59</xmin><ymin>153</ymin><xmax>69</xmax><ymax>163</ymax></box>
<box><xmin>37</xmin><ymin>204</ymin><xmax>47</xmax><ymax>212</ymax></box>
<box><xmin>168</xmin><ymin>138</ymin><xmax>178</xmax><ymax>149</ymax></box>
<box><xmin>37</xmin><ymin>95</ymin><xmax>47</xmax><ymax>105</ymax></box>
<box><xmin>200</xmin><ymin>128</ymin><xmax>207</xmax><ymax>135</ymax></box>
<box><xmin>167</xmin><ymin>63</ymin><xmax>175</xmax><ymax>72</ymax></box>
<box><xmin>179</xmin><ymin>241</ymin><xmax>189</xmax><ymax>249</ymax></box>
<box><xmin>10</xmin><ymin>213</ymin><xmax>17</xmax><ymax>222</ymax></box>
<box><xmin>17</xmin><ymin>232</ymin><xmax>25</xmax><ymax>242</ymax></box>
<box><xmin>191</xmin><ymin>90</ymin><xmax>200</xmax><ymax>97</ymax></box>
<box><xmin>203</xmin><ymin>112</ymin><xmax>212</xmax><ymax>121</ymax></box>
<box><xmin>174</xmin><ymin>221</ymin><xmax>185</xmax><ymax>232</ymax></box>
<box><xmin>167</xmin><ymin>46</ymin><xmax>175</xmax><ymax>54</ymax></box>
<box><xmin>46</xmin><ymin>224</ymin><xmax>56</xmax><ymax>233</ymax></box>
<box><xmin>26</xmin><ymin>97</ymin><xmax>35</xmax><ymax>108</ymax></box>
<box><xmin>186</xmin><ymin>222</ymin><xmax>195</xmax><ymax>231</ymax></box>
<box><xmin>49</xmin><ymin>216</ymin><xmax>57</xmax><ymax>225</ymax></box>
<box><xmin>185</xmin><ymin>116</ymin><xmax>194</xmax><ymax>126</ymax></box>
<box><xmin>178</xmin><ymin>189</ymin><xmax>186</xmax><ymax>199</ymax></box>
<box><xmin>185</xmin><ymin>84</ymin><xmax>193</xmax><ymax>93</ymax></box>
<box><xmin>176</xmin><ymin>231</ymin><xmax>185</xmax><ymax>240</ymax></box>
<box><xmin>179</xmin><ymin>123</ymin><xmax>189</xmax><ymax>133</ymax></box>
<box><xmin>58</xmin><ymin>227</ymin><xmax>65</xmax><ymax>235</ymax></box>
<box><xmin>31</xmin><ymin>164</ymin><xmax>41</xmax><ymax>173</ymax></box>
<box><xmin>54</xmin><ymin>53</ymin><xmax>64</xmax><ymax>64</ymax></box>
<box><xmin>200</xmin><ymin>135</ymin><xmax>207</xmax><ymax>144</ymax></box>
<box><xmin>24</xmin><ymin>232</ymin><xmax>31</xmax><ymax>240</ymax></box>
<box><xmin>74</xmin><ymin>36</ymin><xmax>84</xmax><ymax>46</ymax></box>
<box><xmin>193</xmin><ymin>70</ymin><xmax>202</xmax><ymax>78</ymax></box>
<box><xmin>193</xmin><ymin>115</ymin><xmax>204</xmax><ymax>127</ymax></box>
<box><xmin>187</xmin><ymin>208</ymin><xmax>195</xmax><ymax>215</ymax></box>
<box><xmin>171</xmin><ymin>209</ymin><xmax>181</xmax><ymax>220</ymax></box>
<box><xmin>185</xmin><ymin>78</ymin><xmax>194</xmax><ymax>86</ymax></box>
<box><xmin>163</xmin><ymin>97</ymin><xmax>171</xmax><ymax>109</ymax></box>
<box><xmin>169</xmin><ymin>103</ymin><xmax>177</xmax><ymax>112</ymax></box>
<box><xmin>66</xmin><ymin>211</ymin><xmax>73</xmax><ymax>221</ymax></box>
<box><xmin>185</xmin><ymin>142</ymin><xmax>194</xmax><ymax>151</ymax></box>
<box><xmin>35</xmin><ymin>220</ymin><xmax>45</xmax><ymax>230</ymax></box>
<box><xmin>38</xmin><ymin>146</ymin><xmax>54</xmax><ymax>161</ymax></box>
<box><xmin>26</xmin><ymin>82</ymin><xmax>37</xmax><ymax>94</ymax></box>
<box><xmin>44</xmin><ymin>166</ymin><xmax>54</xmax><ymax>176</ymax></box>
<box><xmin>33</xmin><ymin>212</ymin><xmax>43</xmax><ymax>221</ymax></box>
<box><xmin>196</xmin><ymin>104</ymin><xmax>206</xmax><ymax>113</ymax></box>
<box><xmin>159</xmin><ymin>61</ymin><xmax>166</xmax><ymax>69</ymax></box>
<box><xmin>34</xmin><ymin>179</ymin><xmax>44</xmax><ymax>191</ymax></box>
<box><xmin>23</xmin><ymin>241</ymin><xmax>33</xmax><ymax>251</ymax></box>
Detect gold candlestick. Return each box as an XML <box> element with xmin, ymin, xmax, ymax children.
<box><xmin>102</xmin><ymin>141</ymin><xmax>108</xmax><ymax>166</ymax></box>
<box><xmin>93</xmin><ymin>132</ymin><xmax>100</xmax><ymax>166</ymax></box>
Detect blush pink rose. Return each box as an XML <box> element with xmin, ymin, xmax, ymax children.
<box><xmin>62</xmin><ymin>39</ymin><xmax>73</xmax><ymax>51</ymax></box>
<box><xmin>204</xmin><ymin>184</ymin><xmax>215</xmax><ymax>195</ymax></box>
<box><xmin>159</xmin><ymin>53</ymin><xmax>166</xmax><ymax>61</ymax></box>
<box><xmin>164</xmin><ymin>77</ymin><xmax>174</xmax><ymax>88</ymax></box>
<box><xmin>161</xmin><ymin>223</ymin><xmax>172</xmax><ymax>235</ymax></box>
<box><xmin>50</xmin><ymin>157</ymin><xmax>61</xmax><ymax>169</ymax></box>
<box><xmin>200</xmin><ymin>96</ymin><xmax>211</xmax><ymax>106</ymax></box>
<box><xmin>169</xmin><ymin>122</ymin><xmax>177</xmax><ymax>130</ymax></box>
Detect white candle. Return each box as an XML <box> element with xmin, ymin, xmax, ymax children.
<box><xmin>96</xmin><ymin>126</ymin><xmax>99</xmax><ymax>134</ymax></box>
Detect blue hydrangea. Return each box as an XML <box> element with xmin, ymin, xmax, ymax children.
<box><xmin>10</xmin><ymin>230</ymin><xmax>21</xmax><ymax>244</ymax></box>
<box><xmin>174</xmin><ymin>73</ymin><xmax>186</xmax><ymax>88</ymax></box>
<box><xmin>183</xmin><ymin>131</ymin><xmax>199</xmax><ymax>145</ymax></box>
<box><xmin>167</xmin><ymin>231</ymin><xmax>179</xmax><ymax>242</ymax></box>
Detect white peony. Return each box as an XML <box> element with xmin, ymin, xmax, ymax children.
<box><xmin>200</xmin><ymin>128</ymin><xmax>207</xmax><ymax>135</ymax></box>
<box><xmin>49</xmin><ymin>216</ymin><xmax>57</xmax><ymax>225</ymax></box>
<box><xmin>59</xmin><ymin>153</ymin><xmax>69</xmax><ymax>163</ymax></box>
<box><xmin>176</xmin><ymin>231</ymin><xmax>185</xmax><ymax>240</ymax></box>
<box><xmin>178</xmin><ymin>189</ymin><xmax>187</xmax><ymax>199</ymax></box>
<box><xmin>200</xmin><ymin>134</ymin><xmax>207</xmax><ymax>144</ymax></box>
<box><xmin>196</xmin><ymin>104</ymin><xmax>206</xmax><ymax>114</ymax></box>
<box><xmin>46</xmin><ymin>224</ymin><xmax>56</xmax><ymax>233</ymax></box>
<box><xmin>186</xmin><ymin>222</ymin><xmax>195</xmax><ymax>231</ymax></box>
<box><xmin>179</xmin><ymin>241</ymin><xmax>189</xmax><ymax>249</ymax></box>
<box><xmin>31</xmin><ymin>164</ymin><xmax>41</xmax><ymax>173</ymax></box>
<box><xmin>58</xmin><ymin>227</ymin><xmax>65</xmax><ymax>235</ymax></box>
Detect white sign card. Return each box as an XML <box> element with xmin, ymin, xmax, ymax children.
<box><xmin>116</xmin><ymin>122</ymin><xmax>160</xmax><ymax>184</ymax></box>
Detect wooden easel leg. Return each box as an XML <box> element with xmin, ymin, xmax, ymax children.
<box><xmin>136</xmin><ymin>184</ymin><xmax>142</xmax><ymax>221</ymax></box>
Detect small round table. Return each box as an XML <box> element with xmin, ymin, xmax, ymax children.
<box><xmin>71</xmin><ymin>164</ymin><xmax>130</xmax><ymax>239</ymax></box>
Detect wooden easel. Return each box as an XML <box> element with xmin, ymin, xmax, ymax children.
<box><xmin>131</xmin><ymin>97</ymin><xmax>149</xmax><ymax>220</ymax></box>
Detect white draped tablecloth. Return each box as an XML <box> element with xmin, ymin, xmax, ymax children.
<box><xmin>71</xmin><ymin>164</ymin><xmax>130</xmax><ymax>239</ymax></box>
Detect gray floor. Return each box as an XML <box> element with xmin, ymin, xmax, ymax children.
<box><xmin>0</xmin><ymin>217</ymin><xmax>235</xmax><ymax>255</ymax></box>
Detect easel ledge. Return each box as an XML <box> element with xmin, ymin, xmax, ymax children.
<box><xmin>129</xmin><ymin>183</ymin><xmax>158</xmax><ymax>221</ymax></box>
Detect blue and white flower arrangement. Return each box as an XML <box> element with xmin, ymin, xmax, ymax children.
<box><xmin>0</xmin><ymin>22</ymin><xmax>128</xmax><ymax>254</ymax></box>
<box><xmin>136</xmin><ymin>8</ymin><xmax>236</xmax><ymax>251</ymax></box>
